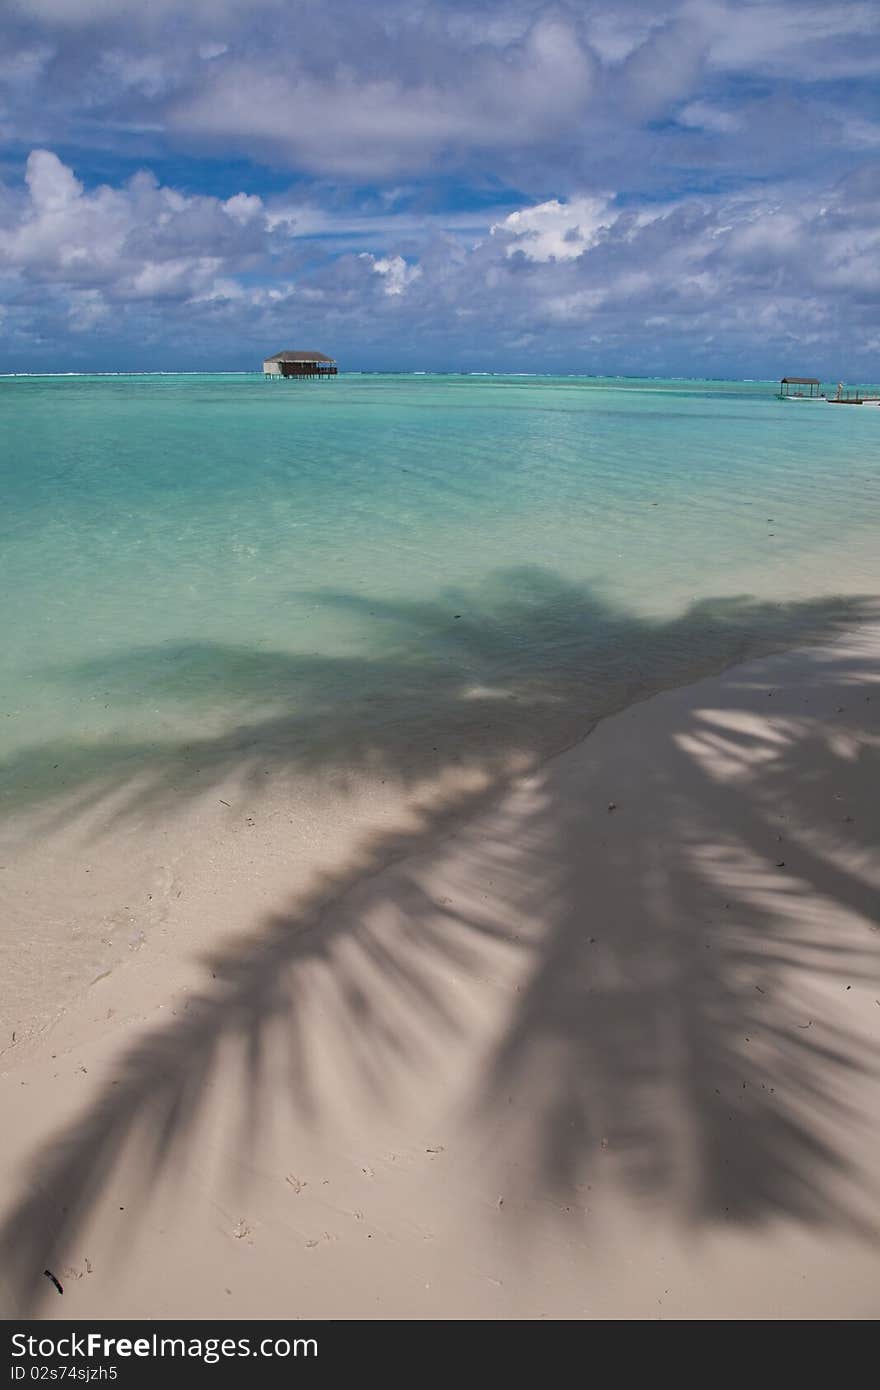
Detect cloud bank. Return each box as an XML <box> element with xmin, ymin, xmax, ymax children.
<box><xmin>0</xmin><ymin>1</ymin><xmax>878</xmax><ymax>373</ymax></box>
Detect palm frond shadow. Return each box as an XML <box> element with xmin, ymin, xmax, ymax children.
<box><xmin>2</xmin><ymin>567</ymin><xmax>871</xmax><ymax>829</ymax></box>
<box><xmin>478</xmin><ymin>651</ymin><xmax>880</xmax><ymax>1228</ymax></box>
<box><xmin>1</xmin><ymin>573</ymin><xmax>878</xmax><ymax>1313</ymax></box>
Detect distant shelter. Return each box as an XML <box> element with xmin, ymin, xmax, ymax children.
<box><xmin>263</xmin><ymin>350</ymin><xmax>337</xmax><ymax>379</ymax></box>
<box><xmin>779</xmin><ymin>376</ymin><xmax>821</xmax><ymax>398</ymax></box>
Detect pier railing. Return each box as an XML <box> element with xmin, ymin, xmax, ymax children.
<box><xmin>829</xmin><ymin>387</ymin><xmax>880</xmax><ymax>405</ymax></box>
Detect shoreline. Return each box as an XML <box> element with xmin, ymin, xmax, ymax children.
<box><xmin>1</xmin><ymin>616</ymin><xmax>879</xmax><ymax>1318</ymax></box>
<box><xmin>1</xmin><ymin>589</ymin><xmax>872</xmax><ymax>1057</ymax></box>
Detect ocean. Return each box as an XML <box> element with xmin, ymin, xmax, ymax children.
<box><xmin>1</xmin><ymin>373</ymin><xmax>878</xmax><ymax>1028</ymax></box>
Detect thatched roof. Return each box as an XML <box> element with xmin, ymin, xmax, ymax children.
<box><xmin>264</xmin><ymin>350</ymin><xmax>335</xmax><ymax>363</ymax></box>
<box><xmin>780</xmin><ymin>376</ymin><xmax>819</xmax><ymax>385</ymax></box>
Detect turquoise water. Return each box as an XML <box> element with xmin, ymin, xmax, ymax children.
<box><xmin>1</xmin><ymin>373</ymin><xmax>878</xmax><ymax>808</ymax></box>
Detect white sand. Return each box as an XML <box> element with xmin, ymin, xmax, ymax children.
<box><xmin>1</xmin><ymin>623</ymin><xmax>879</xmax><ymax>1319</ymax></box>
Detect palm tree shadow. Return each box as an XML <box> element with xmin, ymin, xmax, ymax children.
<box><xmin>0</xmin><ymin>782</ymin><xmax>515</xmax><ymax>1315</ymax></box>
<box><xmin>478</xmin><ymin>646</ymin><xmax>880</xmax><ymax>1231</ymax></box>
<box><xmin>1</xmin><ymin>572</ymin><xmax>878</xmax><ymax>1313</ymax></box>
<box><xmin>2</xmin><ymin>567</ymin><xmax>870</xmax><ymax>829</ymax></box>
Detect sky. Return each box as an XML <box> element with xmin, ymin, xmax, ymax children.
<box><xmin>0</xmin><ymin>0</ymin><xmax>878</xmax><ymax>376</ymax></box>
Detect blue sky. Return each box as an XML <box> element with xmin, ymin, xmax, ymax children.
<box><xmin>1</xmin><ymin>0</ymin><xmax>879</xmax><ymax>375</ymax></box>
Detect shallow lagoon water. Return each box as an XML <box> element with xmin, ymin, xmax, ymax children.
<box><xmin>1</xmin><ymin>372</ymin><xmax>878</xmax><ymax>802</ymax></box>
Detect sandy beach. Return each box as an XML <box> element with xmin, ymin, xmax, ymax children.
<box><xmin>1</xmin><ymin>619</ymin><xmax>879</xmax><ymax>1320</ymax></box>
<box><xmin>5</xmin><ymin>0</ymin><xmax>880</xmax><ymax>1337</ymax></box>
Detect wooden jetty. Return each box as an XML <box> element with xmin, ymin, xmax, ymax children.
<box><xmin>828</xmin><ymin>382</ymin><xmax>880</xmax><ymax>405</ymax></box>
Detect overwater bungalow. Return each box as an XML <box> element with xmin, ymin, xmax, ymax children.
<box><xmin>263</xmin><ymin>350</ymin><xmax>338</xmax><ymax>379</ymax></box>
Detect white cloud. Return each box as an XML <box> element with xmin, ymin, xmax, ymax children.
<box><xmin>678</xmin><ymin>101</ymin><xmax>743</xmax><ymax>133</ymax></box>
<box><xmin>223</xmin><ymin>192</ymin><xmax>263</xmax><ymax>225</ymax></box>
<box><xmin>493</xmin><ymin>197</ymin><xmax>616</xmax><ymax>262</ymax></box>
<box><xmin>26</xmin><ymin>148</ymin><xmax>83</xmax><ymax>211</ymax></box>
<box><xmin>0</xmin><ymin>151</ymin><xmax>274</xmax><ymax>317</ymax></box>
<box><xmin>362</xmin><ymin>253</ymin><xmax>422</xmax><ymax>296</ymax></box>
